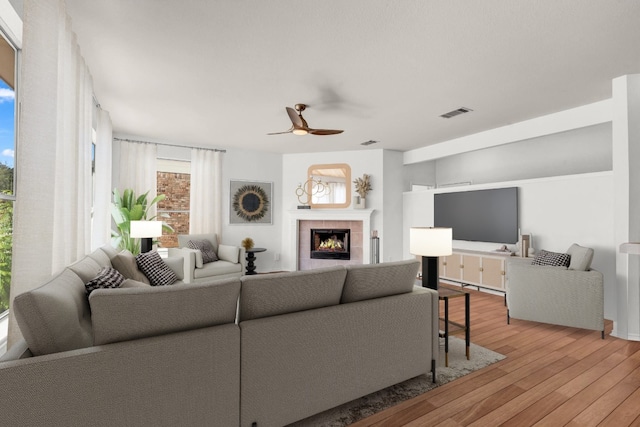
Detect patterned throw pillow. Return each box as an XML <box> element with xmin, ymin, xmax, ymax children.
<box><xmin>187</xmin><ymin>239</ymin><xmax>218</xmax><ymax>264</ymax></box>
<box><xmin>135</xmin><ymin>251</ymin><xmax>179</xmax><ymax>286</ymax></box>
<box><xmin>531</xmin><ymin>250</ymin><xmax>571</xmax><ymax>268</ymax></box>
<box><xmin>85</xmin><ymin>266</ymin><xmax>125</xmax><ymax>295</ymax></box>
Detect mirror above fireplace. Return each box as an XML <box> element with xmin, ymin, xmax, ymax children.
<box><xmin>307</xmin><ymin>163</ymin><xmax>351</xmax><ymax>209</ymax></box>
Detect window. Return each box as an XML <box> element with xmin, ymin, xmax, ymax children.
<box><xmin>0</xmin><ymin>31</ymin><xmax>17</xmax><ymax>315</ymax></box>
<box><xmin>157</xmin><ymin>159</ymin><xmax>190</xmax><ymax>248</ymax></box>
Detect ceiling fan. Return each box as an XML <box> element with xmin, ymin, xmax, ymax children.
<box><xmin>268</xmin><ymin>104</ymin><xmax>344</xmax><ymax>136</ymax></box>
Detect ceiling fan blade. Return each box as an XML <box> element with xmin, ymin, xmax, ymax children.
<box><xmin>286</xmin><ymin>107</ymin><xmax>304</xmax><ymax>128</ymax></box>
<box><xmin>309</xmin><ymin>129</ymin><xmax>344</xmax><ymax>135</ymax></box>
<box><xmin>267</xmin><ymin>130</ymin><xmax>293</xmax><ymax>135</ymax></box>
<box><xmin>267</xmin><ymin>125</ymin><xmax>294</xmax><ymax>135</ymax></box>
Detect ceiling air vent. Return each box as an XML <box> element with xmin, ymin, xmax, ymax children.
<box><xmin>440</xmin><ymin>107</ymin><xmax>473</xmax><ymax>119</ymax></box>
<box><xmin>361</xmin><ymin>140</ymin><xmax>378</xmax><ymax>146</ymax></box>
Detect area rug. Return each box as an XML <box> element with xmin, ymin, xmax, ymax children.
<box><xmin>288</xmin><ymin>337</ymin><xmax>506</xmax><ymax>426</ymax></box>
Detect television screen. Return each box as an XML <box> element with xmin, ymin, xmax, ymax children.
<box><xmin>434</xmin><ymin>187</ymin><xmax>518</xmax><ymax>244</ymax></box>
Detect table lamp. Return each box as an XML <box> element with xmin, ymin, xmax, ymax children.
<box><xmin>130</xmin><ymin>220</ymin><xmax>163</xmax><ymax>253</ymax></box>
<box><xmin>410</xmin><ymin>227</ymin><xmax>453</xmax><ymax>290</ymax></box>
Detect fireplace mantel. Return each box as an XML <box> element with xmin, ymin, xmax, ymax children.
<box><xmin>285</xmin><ymin>209</ymin><xmax>374</xmax><ymax>270</ymax></box>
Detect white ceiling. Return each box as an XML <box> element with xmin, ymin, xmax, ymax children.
<box><xmin>64</xmin><ymin>1</ymin><xmax>640</xmax><ymax>155</ymax></box>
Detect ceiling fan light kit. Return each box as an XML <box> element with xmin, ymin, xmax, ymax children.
<box><xmin>268</xmin><ymin>103</ymin><xmax>344</xmax><ymax>136</ymax></box>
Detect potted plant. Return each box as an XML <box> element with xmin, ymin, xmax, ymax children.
<box><xmin>111</xmin><ymin>188</ymin><xmax>172</xmax><ymax>255</ymax></box>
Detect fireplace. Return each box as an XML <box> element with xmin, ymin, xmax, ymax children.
<box><xmin>311</xmin><ymin>229</ymin><xmax>350</xmax><ymax>260</ymax></box>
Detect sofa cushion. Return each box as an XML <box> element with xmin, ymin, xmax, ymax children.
<box><xmin>567</xmin><ymin>243</ymin><xmax>594</xmax><ymax>271</ymax></box>
<box><xmin>67</xmin><ymin>256</ymin><xmax>103</xmax><ymax>284</ymax></box>
<box><xmin>85</xmin><ymin>266</ymin><xmax>125</xmax><ymax>295</ymax></box>
<box><xmin>89</xmin><ymin>278</ymin><xmax>241</xmax><ymax>345</ymax></box>
<box><xmin>120</xmin><ymin>278</ymin><xmax>150</xmax><ymax>289</ymax></box>
<box><xmin>187</xmin><ymin>239</ymin><xmax>219</xmax><ymax>264</ymax></box>
<box><xmin>135</xmin><ymin>251</ymin><xmax>179</xmax><ymax>286</ymax></box>
<box><xmin>341</xmin><ymin>259</ymin><xmax>421</xmax><ymax>303</ymax></box>
<box><xmin>239</xmin><ymin>266</ymin><xmax>346</xmax><ymax>321</ymax></box>
<box><xmin>98</xmin><ymin>244</ymin><xmax>119</xmax><ymax>260</ymax></box>
<box><xmin>532</xmin><ymin>250</ymin><xmax>571</xmax><ymax>268</ymax></box>
<box><xmin>218</xmin><ymin>244</ymin><xmax>240</xmax><ymax>264</ymax></box>
<box><xmin>111</xmin><ymin>250</ymin><xmax>150</xmax><ymax>284</ymax></box>
<box><xmin>13</xmin><ymin>268</ymin><xmax>93</xmax><ymax>356</ymax></box>
<box><xmin>193</xmin><ymin>260</ymin><xmax>242</xmax><ymax>279</ymax></box>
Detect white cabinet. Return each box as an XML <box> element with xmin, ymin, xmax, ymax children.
<box><xmin>440</xmin><ymin>250</ymin><xmax>511</xmax><ymax>292</ymax></box>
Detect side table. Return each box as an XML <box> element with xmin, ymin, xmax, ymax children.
<box><xmin>245</xmin><ymin>248</ymin><xmax>266</xmax><ymax>275</ymax></box>
<box><xmin>438</xmin><ymin>287</ymin><xmax>470</xmax><ymax>367</ymax></box>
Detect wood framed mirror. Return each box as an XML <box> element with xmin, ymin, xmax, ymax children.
<box><xmin>307</xmin><ymin>163</ymin><xmax>351</xmax><ymax>209</ymax></box>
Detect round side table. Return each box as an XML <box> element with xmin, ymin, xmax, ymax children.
<box><xmin>245</xmin><ymin>248</ymin><xmax>266</xmax><ymax>275</ymax></box>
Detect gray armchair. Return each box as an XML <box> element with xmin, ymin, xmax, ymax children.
<box><xmin>168</xmin><ymin>233</ymin><xmax>245</xmax><ymax>283</ymax></box>
<box><xmin>506</xmin><ymin>244</ymin><xmax>604</xmax><ymax>338</ymax></box>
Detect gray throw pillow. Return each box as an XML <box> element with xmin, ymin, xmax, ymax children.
<box><xmin>187</xmin><ymin>239</ymin><xmax>218</xmax><ymax>264</ymax></box>
<box><xmin>111</xmin><ymin>250</ymin><xmax>151</xmax><ymax>284</ymax></box>
<box><xmin>85</xmin><ymin>266</ymin><xmax>125</xmax><ymax>295</ymax></box>
<box><xmin>135</xmin><ymin>251</ymin><xmax>179</xmax><ymax>286</ymax></box>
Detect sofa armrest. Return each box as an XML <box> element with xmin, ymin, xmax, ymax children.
<box><xmin>168</xmin><ymin>247</ymin><xmax>196</xmax><ymax>284</ymax></box>
<box><xmin>163</xmin><ymin>255</ymin><xmax>185</xmax><ymax>281</ymax></box>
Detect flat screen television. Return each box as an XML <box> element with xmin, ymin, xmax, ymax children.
<box><xmin>434</xmin><ymin>187</ymin><xmax>518</xmax><ymax>244</ymax></box>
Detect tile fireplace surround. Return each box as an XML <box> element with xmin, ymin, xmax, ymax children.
<box><xmin>286</xmin><ymin>209</ymin><xmax>374</xmax><ymax>271</ymax></box>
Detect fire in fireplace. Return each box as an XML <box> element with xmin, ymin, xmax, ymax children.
<box><xmin>310</xmin><ymin>228</ymin><xmax>351</xmax><ymax>260</ymax></box>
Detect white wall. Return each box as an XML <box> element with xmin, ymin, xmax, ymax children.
<box><xmin>403</xmin><ymin>172</ymin><xmax>616</xmax><ymax>319</ymax></box>
<box><xmin>223</xmin><ymin>148</ymin><xmax>283</xmax><ymax>273</ymax></box>
<box><xmin>382</xmin><ymin>150</ymin><xmax>405</xmax><ymax>262</ymax></box>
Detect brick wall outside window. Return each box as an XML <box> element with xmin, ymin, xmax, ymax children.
<box><xmin>157</xmin><ymin>171</ymin><xmax>190</xmax><ymax>248</ymax></box>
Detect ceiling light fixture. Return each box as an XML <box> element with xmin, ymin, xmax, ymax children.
<box><xmin>440</xmin><ymin>107</ymin><xmax>473</xmax><ymax>119</ymax></box>
<box><xmin>292</xmin><ymin>128</ymin><xmax>308</xmax><ymax>135</ymax></box>
<box><xmin>361</xmin><ymin>140</ymin><xmax>378</xmax><ymax>146</ymax></box>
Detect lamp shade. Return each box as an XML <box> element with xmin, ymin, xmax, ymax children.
<box><xmin>130</xmin><ymin>220</ymin><xmax>163</xmax><ymax>238</ymax></box>
<box><xmin>410</xmin><ymin>227</ymin><xmax>453</xmax><ymax>257</ymax></box>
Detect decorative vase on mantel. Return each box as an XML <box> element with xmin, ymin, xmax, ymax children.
<box><xmin>353</xmin><ymin>174</ymin><xmax>371</xmax><ymax>210</ymax></box>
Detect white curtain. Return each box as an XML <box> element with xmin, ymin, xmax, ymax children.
<box><xmin>190</xmin><ymin>149</ymin><xmax>222</xmax><ymax>236</ymax></box>
<box><xmin>117</xmin><ymin>140</ymin><xmax>158</xmax><ymax>218</ymax></box>
<box><xmin>91</xmin><ymin>108</ymin><xmax>113</xmax><ymax>250</ymax></box>
<box><xmin>10</xmin><ymin>0</ymin><xmax>102</xmax><ymax>345</ymax></box>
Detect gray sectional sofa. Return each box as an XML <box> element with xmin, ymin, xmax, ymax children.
<box><xmin>0</xmin><ymin>248</ymin><xmax>438</xmax><ymax>427</ymax></box>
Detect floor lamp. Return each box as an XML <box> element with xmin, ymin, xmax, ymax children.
<box><xmin>130</xmin><ymin>220</ymin><xmax>163</xmax><ymax>253</ymax></box>
<box><xmin>410</xmin><ymin>227</ymin><xmax>453</xmax><ymax>290</ymax></box>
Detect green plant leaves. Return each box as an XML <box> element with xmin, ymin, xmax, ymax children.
<box><xmin>111</xmin><ymin>187</ymin><xmax>171</xmax><ymax>255</ymax></box>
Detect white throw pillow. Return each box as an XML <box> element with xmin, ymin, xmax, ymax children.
<box><xmin>218</xmin><ymin>244</ymin><xmax>240</xmax><ymax>263</ymax></box>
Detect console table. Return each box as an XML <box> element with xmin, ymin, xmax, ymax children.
<box><xmin>245</xmin><ymin>248</ymin><xmax>266</xmax><ymax>275</ymax></box>
<box><xmin>440</xmin><ymin>249</ymin><xmax>513</xmax><ymax>293</ymax></box>
<box><xmin>439</xmin><ymin>286</ymin><xmax>470</xmax><ymax>367</ymax></box>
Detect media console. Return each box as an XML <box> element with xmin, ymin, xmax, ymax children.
<box><xmin>439</xmin><ymin>249</ymin><xmax>515</xmax><ymax>293</ymax></box>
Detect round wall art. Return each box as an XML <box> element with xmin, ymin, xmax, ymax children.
<box><xmin>230</xmin><ymin>180</ymin><xmax>272</xmax><ymax>224</ymax></box>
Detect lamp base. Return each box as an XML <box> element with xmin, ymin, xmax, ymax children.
<box><xmin>421</xmin><ymin>256</ymin><xmax>439</xmax><ymax>290</ymax></box>
<box><xmin>140</xmin><ymin>238</ymin><xmax>153</xmax><ymax>253</ymax></box>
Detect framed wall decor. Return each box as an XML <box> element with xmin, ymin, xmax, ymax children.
<box><xmin>229</xmin><ymin>180</ymin><xmax>273</xmax><ymax>224</ymax></box>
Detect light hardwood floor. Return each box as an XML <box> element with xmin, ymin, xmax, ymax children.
<box><xmin>353</xmin><ymin>284</ymin><xmax>640</xmax><ymax>427</ymax></box>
